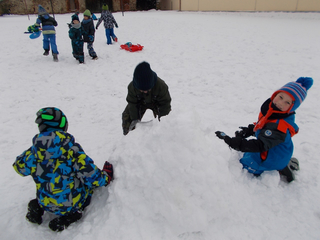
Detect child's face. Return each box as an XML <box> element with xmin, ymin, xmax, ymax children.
<box><xmin>73</xmin><ymin>20</ymin><xmax>79</xmax><ymax>24</ymax></box>
<box><xmin>273</xmin><ymin>92</ymin><xmax>293</xmax><ymax>112</ymax></box>
<box><xmin>84</xmin><ymin>15</ymin><xmax>89</xmax><ymax>20</ymax></box>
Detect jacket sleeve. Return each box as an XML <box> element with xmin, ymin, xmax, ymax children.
<box><xmin>154</xmin><ymin>79</ymin><xmax>171</xmax><ymax>117</ymax></box>
<box><xmin>71</xmin><ymin>143</ymin><xmax>110</xmax><ymax>188</ymax></box>
<box><xmin>13</xmin><ymin>147</ymin><xmax>35</xmax><ymax>177</ymax></box>
<box><xmin>126</xmin><ymin>83</ymin><xmax>140</xmax><ymax>120</ymax></box>
<box><xmin>224</xmin><ymin>122</ymin><xmax>286</xmax><ymax>152</ymax></box>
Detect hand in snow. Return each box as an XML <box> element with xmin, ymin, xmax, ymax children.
<box><xmin>103</xmin><ymin>161</ymin><xmax>114</xmax><ymax>183</ymax></box>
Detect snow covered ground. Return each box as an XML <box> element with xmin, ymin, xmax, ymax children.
<box><xmin>0</xmin><ymin>10</ymin><xmax>320</xmax><ymax>240</ymax></box>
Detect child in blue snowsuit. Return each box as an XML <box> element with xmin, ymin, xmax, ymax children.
<box><xmin>215</xmin><ymin>77</ymin><xmax>313</xmax><ymax>182</ymax></box>
<box><xmin>69</xmin><ymin>15</ymin><xmax>84</xmax><ymax>63</ymax></box>
<box><xmin>82</xmin><ymin>9</ymin><xmax>98</xmax><ymax>59</ymax></box>
<box><xmin>33</xmin><ymin>5</ymin><xmax>59</xmax><ymax>62</ymax></box>
<box><xmin>96</xmin><ymin>4</ymin><xmax>118</xmax><ymax>45</ymax></box>
<box><xmin>13</xmin><ymin>107</ymin><xmax>113</xmax><ymax>231</ymax></box>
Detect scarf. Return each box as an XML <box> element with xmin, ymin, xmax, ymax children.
<box><xmin>253</xmin><ymin>99</ymin><xmax>295</xmax><ymax>132</ymax></box>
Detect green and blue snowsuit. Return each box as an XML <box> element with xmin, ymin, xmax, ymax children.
<box><xmin>13</xmin><ymin>130</ymin><xmax>110</xmax><ymax>216</ymax></box>
<box><xmin>69</xmin><ymin>23</ymin><xmax>84</xmax><ymax>63</ymax></box>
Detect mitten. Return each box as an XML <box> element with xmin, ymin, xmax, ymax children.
<box><xmin>115</xmin><ymin>23</ymin><xmax>118</xmax><ymax>28</ymax></box>
<box><xmin>103</xmin><ymin>161</ymin><xmax>114</xmax><ymax>182</ymax></box>
<box><xmin>95</xmin><ymin>26</ymin><xmax>98</xmax><ymax>30</ymax></box>
<box><xmin>235</xmin><ymin>124</ymin><xmax>255</xmax><ymax>138</ymax></box>
<box><xmin>89</xmin><ymin>35</ymin><xmax>94</xmax><ymax>42</ymax></box>
<box><xmin>215</xmin><ymin>131</ymin><xmax>227</xmax><ymax>139</ymax></box>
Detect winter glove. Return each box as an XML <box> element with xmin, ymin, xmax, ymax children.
<box><xmin>115</xmin><ymin>23</ymin><xmax>118</xmax><ymax>28</ymax></box>
<box><xmin>215</xmin><ymin>131</ymin><xmax>242</xmax><ymax>151</ymax></box>
<box><xmin>103</xmin><ymin>161</ymin><xmax>114</xmax><ymax>183</ymax></box>
<box><xmin>235</xmin><ymin>124</ymin><xmax>255</xmax><ymax>138</ymax></box>
<box><xmin>89</xmin><ymin>35</ymin><xmax>94</xmax><ymax>42</ymax></box>
<box><xmin>95</xmin><ymin>26</ymin><xmax>98</xmax><ymax>30</ymax></box>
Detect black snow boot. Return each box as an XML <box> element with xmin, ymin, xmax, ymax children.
<box><xmin>49</xmin><ymin>211</ymin><xmax>82</xmax><ymax>232</ymax></box>
<box><xmin>52</xmin><ymin>53</ymin><xmax>58</xmax><ymax>62</ymax></box>
<box><xmin>43</xmin><ymin>50</ymin><xmax>49</xmax><ymax>56</ymax></box>
<box><xmin>288</xmin><ymin>157</ymin><xmax>299</xmax><ymax>171</ymax></box>
<box><xmin>26</xmin><ymin>199</ymin><xmax>44</xmax><ymax>225</ymax></box>
<box><xmin>279</xmin><ymin>166</ymin><xmax>295</xmax><ymax>183</ymax></box>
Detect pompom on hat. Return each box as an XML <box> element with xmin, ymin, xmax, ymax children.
<box><xmin>133</xmin><ymin>62</ymin><xmax>157</xmax><ymax>91</ymax></box>
<box><xmin>38</xmin><ymin>5</ymin><xmax>48</xmax><ymax>16</ymax></box>
<box><xmin>35</xmin><ymin>107</ymin><xmax>68</xmax><ymax>133</ymax></box>
<box><xmin>271</xmin><ymin>77</ymin><xmax>313</xmax><ymax>112</ymax></box>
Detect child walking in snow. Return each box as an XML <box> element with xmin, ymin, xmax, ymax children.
<box><xmin>96</xmin><ymin>4</ymin><xmax>118</xmax><ymax>45</ymax></box>
<box><xmin>30</xmin><ymin>5</ymin><xmax>59</xmax><ymax>62</ymax></box>
<box><xmin>82</xmin><ymin>9</ymin><xmax>98</xmax><ymax>60</ymax></box>
<box><xmin>215</xmin><ymin>77</ymin><xmax>313</xmax><ymax>182</ymax></box>
<box><xmin>69</xmin><ymin>14</ymin><xmax>84</xmax><ymax>63</ymax></box>
<box><xmin>122</xmin><ymin>62</ymin><xmax>172</xmax><ymax>135</ymax></box>
<box><xmin>13</xmin><ymin>107</ymin><xmax>113</xmax><ymax>231</ymax></box>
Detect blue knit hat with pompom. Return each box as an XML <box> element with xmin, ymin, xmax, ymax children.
<box><xmin>272</xmin><ymin>77</ymin><xmax>313</xmax><ymax>112</ymax></box>
<box><xmin>38</xmin><ymin>5</ymin><xmax>48</xmax><ymax>16</ymax></box>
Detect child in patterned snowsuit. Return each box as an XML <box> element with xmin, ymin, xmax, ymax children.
<box><xmin>96</xmin><ymin>4</ymin><xmax>118</xmax><ymax>45</ymax></box>
<box><xmin>215</xmin><ymin>77</ymin><xmax>313</xmax><ymax>182</ymax></box>
<box><xmin>69</xmin><ymin>15</ymin><xmax>84</xmax><ymax>63</ymax></box>
<box><xmin>82</xmin><ymin>9</ymin><xmax>98</xmax><ymax>59</ymax></box>
<box><xmin>122</xmin><ymin>62</ymin><xmax>172</xmax><ymax>135</ymax></box>
<box><xmin>13</xmin><ymin>107</ymin><xmax>113</xmax><ymax>231</ymax></box>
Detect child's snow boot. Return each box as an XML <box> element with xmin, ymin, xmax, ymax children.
<box><xmin>26</xmin><ymin>199</ymin><xmax>44</xmax><ymax>225</ymax></box>
<box><xmin>43</xmin><ymin>50</ymin><xmax>49</xmax><ymax>56</ymax></box>
<box><xmin>52</xmin><ymin>53</ymin><xmax>58</xmax><ymax>62</ymax></box>
<box><xmin>279</xmin><ymin>166</ymin><xmax>295</xmax><ymax>183</ymax></box>
<box><xmin>49</xmin><ymin>210</ymin><xmax>82</xmax><ymax>232</ymax></box>
<box><xmin>288</xmin><ymin>157</ymin><xmax>299</xmax><ymax>171</ymax></box>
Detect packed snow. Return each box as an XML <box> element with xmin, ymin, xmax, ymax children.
<box><xmin>0</xmin><ymin>10</ymin><xmax>319</xmax><ymax>240</ymax></box>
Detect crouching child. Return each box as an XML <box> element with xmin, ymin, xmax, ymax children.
<box><xmin>13</xmin><ymin>107</ymin><xmax>113</xmax><ymax>231</ymax></box>
<box><xmin>215</xmin><ymin>77</ymin><xmax>313</xmax><ymax>182</ymax></box>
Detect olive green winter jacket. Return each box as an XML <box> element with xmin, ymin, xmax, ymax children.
<box><xmin>126</xmin><ymin>77</ymin><xmax>171</xmax><ymax>120</ymax></box>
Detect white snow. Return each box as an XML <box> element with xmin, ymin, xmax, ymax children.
<box><xmin>0</xmin><ymin>10</ymin><xmax>320</xmax><ymax>240</ymax></box>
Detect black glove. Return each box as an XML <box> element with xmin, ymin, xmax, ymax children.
<box><xmin>215</xmin><ymin>131</ymin><xmax>228</xmax><ymax>139</ymax></box>
<box><xmin>215</xmin><ymin>131</ymin><xmax>242</xmax><ymax>151</ymax></box>
<box><xmin>235</xmin><ymin>124</ymin><xmax>255</xmax><ymax>138</ymax></box>
<box><xmin>95</xmin><ymin>26</ymin><xmax>98</xmax><ymax>30</ymax></box>
<box><xmin>115</xmin><ymin>23</ymin><xmax>118</xmax><ymax>28</ymax></box>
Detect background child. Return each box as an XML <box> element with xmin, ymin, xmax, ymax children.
<box><xmin>32</xmin><ymin>5</ymin><xmax>59</xmax><ymax>62</ymax></box>
<box><xmin>122</xmin><ymin>61</ymin><xmax>172</xmax><ymax>135</ymax></box>
<box><xmin>96</xmin><ymin>4</ymin><xmax>118</xmax><ymax>45</ymax></box>
<box><xmin>215</xmin><ymin>77</ymin><xmax>313</xmax><ymax>182</ymax></box>
<box><xmin>82</xmin><ymin>9</ymin><xmax>98</xmax><ymax>60</ymax></box>
<box><xmin>69</xmin><ymin>15</ymin><xmax>84</xmax><ymax>63</ymax></box>
<box><xmin>13</xmin><ymin>107</ymin><xmax>113</xmax><ymax>231</ymax></box>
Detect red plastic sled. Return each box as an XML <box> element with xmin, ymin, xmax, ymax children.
<box><xmin>120</xmin><ymin>42</ymin><xmax>144</xmax><ymax>52</ymax></box>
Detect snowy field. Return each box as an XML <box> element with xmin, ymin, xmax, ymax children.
<box><xmin>0</xmin><ymin>10</ymin><xmax>320</xmax><ymax>240</ymax></box>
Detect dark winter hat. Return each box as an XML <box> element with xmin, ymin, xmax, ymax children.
<box><xmin>38</xmin><ymin>5</ymin><xmax>48</xmax><ymax>16</ymax></box>
<box><xmin>83</xmin><ymin>9</ymin><xmax>91</xmax><ymax>17</ymax></box>
<box><xmin>271</xmin><ymin>77</ymin><xmax>313</xmax><ymax>112</ymax></box>
<box><xmin>35</xmin><ymin>107</ymin><xmax>68</xmax><ymax>133</ymax></box>
<box><xmin>102</xmin><ymin>4</ymin><xmax>109</xmax><ymax>11</ymax></box>
<box><xmin>133</xmin><ymin>62</ymin><xmax>157</xmax><ymax>91</ymax></box>
<box><xmin>71</xmin><ymin>14</ymin><xmax>80</xmax><ymax>23</ymax></box>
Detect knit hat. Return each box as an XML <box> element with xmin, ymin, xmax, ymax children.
<box><xmin>35</xmin><ymin>107</ymin><xmax>68</xmax><ymax>133</ymax></box>
<box><xmin>133</xmin><ymin>62</ymin><xmax>157</xmax><ymax>91</ymax></box>
<box><xmin>83</xmin><ymin>9</ymin><xmax>91</xmax><ymax>17</ymax></box>
<box><xmin>102</xmin><ymin>4</ymin><xmax>109</xmax><ymax>11</ymax></box>
<box><xmin>271</xmin><ymin>77</ymin><xmax>313</xmax><ymax>112</ymax></box>
<box><xmin>71</xmin><ymin>14</ymin><xmax>79</xmax><ymax>23</ymax></box>
<box><xmin>38</xmin><ymin>5</ymin><xmax>48</xmax><ymax>16</ymax></box>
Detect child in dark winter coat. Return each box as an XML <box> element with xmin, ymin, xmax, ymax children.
<box><xmin>13</xmin><ymin>107</ymin><xmax>113</xmax><ymax>232</ymax></box>
<box><xmin>122</xmin><ymin>62</ymin><xmax>172</xmax><ymax>135</ymax></box>
<box><xmin>96</xmin><ymin>4</ymin><xmax>118</xmax><ymax>45</ymax></box>
<box><xmin>82</xmin><ymin>9</ymin><xmax>98</xmax><ymax>59</ymax></box>
<box><xmin>30</xmin><ymin>5</ymin><xmax>59</xmax><ymax>62</ymax></box>
<box><xmin>69</xmin><ymin>15</ymin><xmax>84</xmax><ymax>63</ymax></box>
<box><xmin>215</xmin><ymin>77</ymin><xmax>313</xmax><ymax>182</ymax></box>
